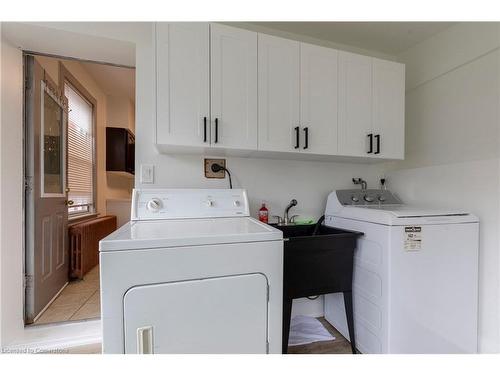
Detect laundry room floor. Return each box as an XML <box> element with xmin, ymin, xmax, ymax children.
<box><xmin>288</xmin><ymin>318</ymin><xmax>354</xmax><ymax>354</ymax></box>
<box><xmin>60</xmin><ymin>316</ymin><xmax>352</xmax><ymax>354</ymax></box>
<box><xmin>34</xmin><ymin>266</ymin><xmax>101</xmax><ymax>325</ymax></box>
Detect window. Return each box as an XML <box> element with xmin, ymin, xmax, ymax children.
<box><xmin>65</xmin><ymin>81</ymin><xmax>95</xmax><ymax>215</ymax></box>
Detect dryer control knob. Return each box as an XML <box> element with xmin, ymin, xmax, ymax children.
<box><xmin>364</xmin><ymin>195</ymin><xmax>375</xmax><ymax>203</ymax></box>
<box><xmin>147</xmin><ymin>198</ymin><xmax>162</xmax><ymax>212</ymax></box>
<box><xmin>378</xmin><ymin>195</ymin><xmax>387</xmax><ymax>202</ymax></box>
<box><xmin>351</xmin><ymin>196</ymin><xmax>359</xmax><ymax>202</ymax></box>
<box><xmin>233</xmin><ymin>200</ymin><xmax>241</xmax><ymax>207</ymax></box>
<box><xmin>206</xmin><ymin>200</ymin><xmax>214</xmax><ymax>207</ymax></box>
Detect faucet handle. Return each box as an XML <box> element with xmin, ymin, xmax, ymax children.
<box><xmin>289</xmin><ymin>215</ymin><xmax>299</xmax><ymax>224</ymax></box>
<box><xmin>272</xmin><ymin>215</ymin><xmax>283</xmax><ymax>225</ymax></box>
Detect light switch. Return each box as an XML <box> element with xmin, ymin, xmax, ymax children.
<box><xmin>141</xmin><ymin>164</ymin><xmax>154</xmax><ymax>184</ymax></box>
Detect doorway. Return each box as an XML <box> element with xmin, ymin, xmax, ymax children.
<box><xmin>23</xmin><ymin>53</ymin><xmax>135</xmax><ymax>326</ymax></box>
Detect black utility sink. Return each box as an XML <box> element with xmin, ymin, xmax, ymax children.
<box><xmin>271</xmin><ymin>222</ymin><xmax>363</xmax><ymax>354</ymax></box>
<box><xmin>271</xmin><ymin>223</ymin><xmax>353</xmax><ymax>239</ymax></box>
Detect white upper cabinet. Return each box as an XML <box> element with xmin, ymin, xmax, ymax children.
<box><xmin>338</xmin><ymin>52</ymin><xmax>405</xmax><ymax>159</ymax></box>
<box><xmin>258</xmin><ymin>34</ymin><xmax>300</xmax><ymax>152</ymax></box>
<box><xmin>300</xmin><ymin>43</ymin><xmax>338</xmax><ymax>155</ymax></box>
<box><xmin>372</xmin><ymin>58</ymin><xmax>405</xmax><ymax>159</ymax></box>
<box><xmin>338</xmin><ymin>51</ymin><xmax>373</xmax><ymax>157</ymax></box>
<box><xmin>155</xmin><ymin>23</ymin><xmax>405</xmax><ymax>161</ymax></box>
<box><xmin>210</xmin><ymin>24</ymin><xmax>258</xmax><ymax>150</ymax></box>
<box><xmin>156</xmin><ymin>23</ymin><xmax>210</xmax><ymax>147</ymax></box>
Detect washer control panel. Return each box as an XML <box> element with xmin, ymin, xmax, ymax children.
<box><xmin>337</xmin><ymin>189</ymin><xmax>402</xmax><ymax>207</ymax></box>
<box><xmin>132</xmin><ymin>189</ymin><xmax>250</xmax><ymax>220</ymax></box>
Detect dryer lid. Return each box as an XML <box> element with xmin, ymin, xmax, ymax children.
<box><xmin>99</xmin><ymin>216</ymin><xmax>282</xmax><ymax>251</ymax></box>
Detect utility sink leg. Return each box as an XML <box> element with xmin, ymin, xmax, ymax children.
<box><xmin>282</xmin><ymin>296</ymin><xmax>293</xmax><ymax>354</ymax></box>
<box><xmin>343</xmin><ymin>291</ymin><xmax>357</xmax><ymax>354</ymax></box>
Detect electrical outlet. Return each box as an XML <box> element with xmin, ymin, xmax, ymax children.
<box><xmin>204</xmin><ymin>158</ymin><xmax>226</xmax><ymax>179</ymax></box>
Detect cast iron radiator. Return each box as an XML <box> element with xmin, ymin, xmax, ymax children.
<box><xmin>69</xmin><ymin>215</ymin><xmax>117</xmax><ymax>279</ymax></box>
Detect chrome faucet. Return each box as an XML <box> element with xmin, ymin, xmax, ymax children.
<box><xmin>352</xmin><ymin>178</ymin><xmax>367</xmax><ymax>191</ymax></box>
<box><xmin>283</xmin><ymin>199</ymin><xmax>298</xmax><ymax>225</ymax></box>
<box><xmin>272</xmin><ymin>199</ymin><xmax>299</xmax><ymax>225</ymax></box>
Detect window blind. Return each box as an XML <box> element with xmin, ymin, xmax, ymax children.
<box><xmin>65</xmin><ymin>82</ymin><xmax>94</xmax><ymax>215</ymax></box>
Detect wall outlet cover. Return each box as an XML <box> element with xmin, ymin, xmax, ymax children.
<box><xmin>140</xmin><ymin>164</ymin><xmax>155</xmax><ymax>184</ymax></box>
<box><xmin>204</xmin><ymin>158</ymin><xmax>226</xmax><ymax>179</ymax></box>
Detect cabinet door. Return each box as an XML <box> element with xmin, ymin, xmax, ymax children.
<box><xmin>156</xmin><ymin>23</ymin><xmax>210</xmax><ymax>147</ymax></box>
<box><xmin>338</xmin><ymin>51</ymin><xmax>373</xmax><ymax>157</ymax></box>
<box><xmin>300</xmin><ymin>43</ymin><xmax>338</xmax><ymax>155</ymax></box>
<box><xmin>372</xmin><ymin>58</ymin><xmax>405</xmax><ymax>159</ymax></box>
<box><xmin>258</xmin><ymin>34</ymin><xmax>300</xmax><ymax>152</ymax></box>
<box><xmin>210</xmin><ymin>24</ymin><xmax>257</xmax><ymax>150</ymax></box>
<box><xmin>123</xmin><ymin>274</ymin><xmax>268</xmax><ymax>354</ymax></box>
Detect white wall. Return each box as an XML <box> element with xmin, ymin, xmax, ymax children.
<box><xmin>384</xmin><ymin>22</ymin><xmax>500</xmax><ymax>352</ymax></box>
<box><xmin>0</xmin><ymin>30</ymin><xmax>24</xmax><ymax>347</ymax></box>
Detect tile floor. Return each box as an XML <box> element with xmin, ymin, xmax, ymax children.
<box><xmin>34</xmin><ymin>266</ymin><xmax>100</xmax><ymax>325</ymax></box>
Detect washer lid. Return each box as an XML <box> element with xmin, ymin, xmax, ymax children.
<box><xmin>99</xmin><ymin>217</ymin><xmax>282</xmax><ymax>251</ymax></box>
<box><xmin>367</xmin><ymin>206</ymin><xmax>470</xmax><ymax>218</ymax></box>
<box><xmin>330</xmin><ymin>205</ymin><xmax>478</xmax><ymax>226</ymax></box>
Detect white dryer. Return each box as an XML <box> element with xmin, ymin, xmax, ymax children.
<box><xmin>99</xmin><ymin>189</ymin><xmax>283</xmax><ymax>354</ymax></box>
<box><xmin>323</xmin><ymin>189</ymin><xmax>479</xmax><ymax>354</ymax></box>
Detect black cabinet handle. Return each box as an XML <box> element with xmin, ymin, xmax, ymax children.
<box><xmin>294</xmin><ymin>126</ymin><xmax>300</xmax><ymax>149</ymax></box>
<box><xmin>214</xmin><ymin>118</ymin><xmax>219</xmax><ymax>144</ymax></box>
<box><xmin>303</xmin><ymin>127</ymin><xmax>309</xmax><ymax>149</ymax></box>
<box><xmin>203</xmin><ymin>117</ymin><xmax>207</xmax><ymax>143</ymax></box>
<box><xmin>374</xmin><ymin>134</ymin><xmax>380</xmax><ymax>154</ymax></box>
<box><xmin>367</xmin><ymin>133</ymin><xmax>373</xmax><ymax>154</ymax></box>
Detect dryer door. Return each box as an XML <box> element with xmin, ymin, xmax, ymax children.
<box><xmin>123</xmin><ymin>273</ymin><xmax>269</xmax><ymax>353</ymax></box>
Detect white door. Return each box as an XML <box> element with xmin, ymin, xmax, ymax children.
<box><xmin>300</xmin><ymin>43</ymin><xmax>339</xmax><ymax>155</ymax></box>
<box><xmin>338</xmin><ymin>51</ymin><xmax>373</xmax><ymax>157</ymax></box>
<box><xmin>156</xmin><ymin>23</ymin><xmax>210</xmax><ymax>147</ymax></box>
<box><xmin>210</xmin><ymin>24</ymin><xmax>257</xmax><ymax>150</ymax></box>
<box><xmin>258</xmin><ymin>34</ymin><xmax>300</xmax><ymax>152</ymax></box>
<box><xmin>372</xmin><ymin>58</ymin><xmax>405</xmax><ymax>159</ymax></box>
<box><xmin>123</xmin><ymin>274</ymin><xmax>269</xmax><ymax>354</ymax></box>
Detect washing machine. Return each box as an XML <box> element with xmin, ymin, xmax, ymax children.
<box><xmin>99</xmin><ymin>189</ymin><xmax>283</xmax><ymax>354</ymax></box>
<box><xmin>323</xmin><ymin>189</ymin><xmax>479</xmax><ymax>354</ymax></box>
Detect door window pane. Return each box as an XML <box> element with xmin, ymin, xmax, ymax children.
<box><xmin>43</xmin><ymin>90</ymin><xmax>64</xmax><ymax>195</ymax></box>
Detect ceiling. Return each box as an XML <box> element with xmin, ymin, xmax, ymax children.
<box><xmin>248</xmin><ymin>22</ymin><xmax>456</xmax><ymax>55</ymax></box>
<box><xmin>82</xmin><ymin>61</ymin><xmax>135</xmax><ymax>102</ymax></box>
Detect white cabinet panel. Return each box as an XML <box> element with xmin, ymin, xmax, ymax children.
<box><xmin>372</xmin><ymin>58</ymin><xmax>405</xmax><ymax>159</ymax></box>
<box><xmin>258</xmin><ymin>34</ymin><xmax>300</xmax><ymax>152</ymax></box>
<box><xmin>300</xmin><ymin>43</ymin><xmax>338</xmax><ymax>155</ymax></box>
<box><xmin>123</xmin><ymin>274</ymin><xmax>268</xmax><ymax>354</ymax></box>
<box><xmin>211</xmin><ymin>24</ymin><xmax>257</xmax><ymax>150</ymax></box>
<box><xmin>156</xmin><ymin>23</ymin><xmax>210</xmax><ymax>147</ymax></box>
<box><xmin>154</xmin><ymin>23</ymin><xmax>405</xmax><ymax>161</ymax></box>
<box><xmin>338</xmin><ymin>51</ymin><xmax>373</xmax><ymax>157</ymax></box>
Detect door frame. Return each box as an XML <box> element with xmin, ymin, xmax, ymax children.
<box><xmin>21</xmin><ymin>52</ymin><xmax>124</xmax><ymax>327</ymax></box>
